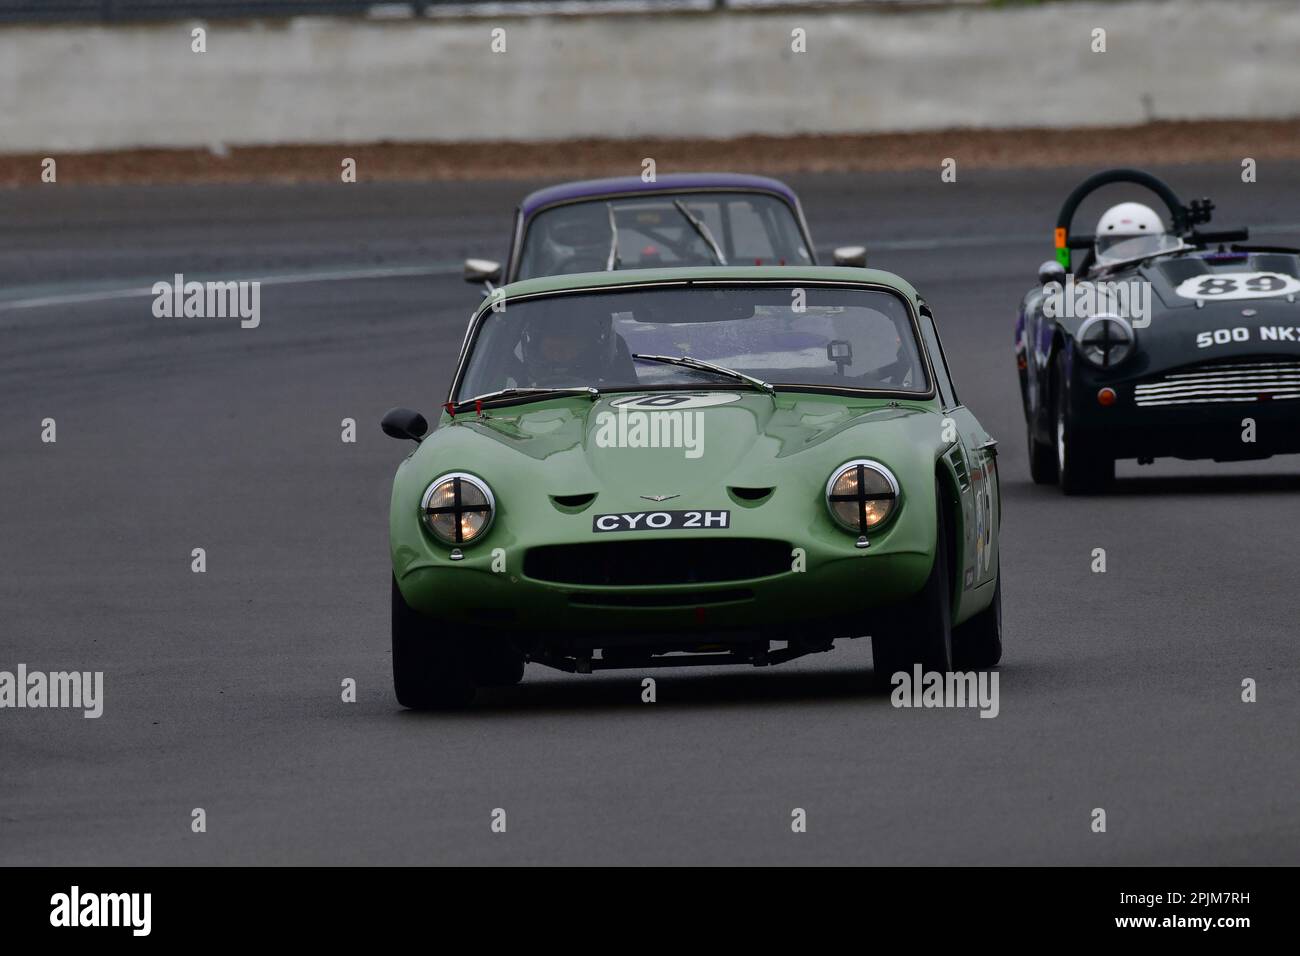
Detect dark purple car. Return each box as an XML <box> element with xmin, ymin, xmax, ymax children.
<box><xmin>463</xmin><ymin>173</ymin><xmax>866</xmax><ymax>288</ymax></box>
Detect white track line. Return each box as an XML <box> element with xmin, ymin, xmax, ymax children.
<box><xmin>0</xmin><ymin>263</ymin><xmax>462</xmax><ymax>313</ymax></box>
<box><xmin>6</xmin><ymin>220</ymin><xmax>1299</xmax><ymax>313</ymax></box>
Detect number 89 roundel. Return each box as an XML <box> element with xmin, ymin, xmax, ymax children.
<box><xmin>1174</xmin><ymin>272</ymin><xmax>1300</xmax><ymax>301</ymax></box>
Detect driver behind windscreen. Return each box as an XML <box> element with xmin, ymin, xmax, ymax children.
<box><xmin>537</xmin><ymin>204</ymin><xmax>614</xmax><ymax>276</ymax></box>
<box><xmin>511</xmin><ymin>301</ymin><xmax>636</xmax><ymax>388</ymax></box>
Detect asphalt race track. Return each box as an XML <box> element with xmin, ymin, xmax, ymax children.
<box><xmin>2</xmin><ymin>163</ymin><xmax>1298</xmax><ymax>865</ymax></box>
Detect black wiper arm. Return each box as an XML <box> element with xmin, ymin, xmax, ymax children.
<box><xmin>449</xmin><ymin>386</ymin><xmax>599</xmax><ymax>414</ymax></box>
<box><xmin>633</xmin><ymin>353</ymin><xmax>773</xmax><ymax>393</ymax></box>
<box><xmin>672</xmin><ymin>200</ymin><xmax>727</xmax><ymax>265</ymax></box>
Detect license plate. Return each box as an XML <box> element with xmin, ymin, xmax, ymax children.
<box><xmin>592</xmin><ymin>510</ymin><xmax>731</xmax><ymax>533</ymax></box>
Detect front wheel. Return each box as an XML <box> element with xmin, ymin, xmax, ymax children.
<box><xmin>1055</xmin><ymin>353</ymin><xmax>1114</xmax><ymax>495</ymax></box>
<box><xmin>392</xmin><ymin>575</ymin><xmax>476</xmax><ymax>709</ymax></box>
<box><xmin>1027</xmin><ymin>414</ymin><xmax>1058</xmax><ymax>485</ymax></box>
<box><xmin>952</xmin><ymin>564</ymin><xmax>1002</xmax><ymax>669</ymax></box>
<box><xmin>872</xmin><ymin>485</ymin><xmax>953</xmax><ymax>687</ymax></box>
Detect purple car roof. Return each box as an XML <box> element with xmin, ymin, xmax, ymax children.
<box><xmin>519</xmin><ymin>173</ymin><xmax>802</xmax><ymax>219</ymax></box>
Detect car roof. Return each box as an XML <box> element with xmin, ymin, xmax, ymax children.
<box><xmin>485</xmin><ymin>265</ymin><xmax>921</xmax><ymax>307</ymax></box>
<box><xmin>519</xmin><ymin>173</ymin><xmax>803</xmax><ymax>219</ymax></box>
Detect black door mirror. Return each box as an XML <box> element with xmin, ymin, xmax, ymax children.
<box><xmin>381</xmin><ymin>407</ymin><xmax>429</xmax><ymax>443</ymax></box>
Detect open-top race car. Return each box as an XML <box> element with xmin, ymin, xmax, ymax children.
<box><xmin>462</xmin><ymin>172</ymin><xmax>868</xmax><ymax>287</ymax></box>
<box><xmin>383</xmin><ymin>266</ymin><xmax>1002</xmax><ymax>707</ymax></box>
<box><xmin>1016</xmin><ymin>168</ymin><xmax>1300</xmax><ymax>493</ymax></box>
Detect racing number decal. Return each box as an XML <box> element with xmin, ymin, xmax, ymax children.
<box><xmin>609</xmin><ymin>393</ymin><xmax>742</xmax><ymax>410</ymax></box>
<box><xmin>1174</xmin><ymin>271</ymin><xmax>1300</xmax><ymax>301</ymax></box>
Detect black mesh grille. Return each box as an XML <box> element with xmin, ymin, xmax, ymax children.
<box><xmin>524</xmin><ymin>538</ymin><xmax>791</xmax><ymax>586</ymax></box>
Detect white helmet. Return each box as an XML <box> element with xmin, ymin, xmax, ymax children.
<box><xmin>1093</xmin><ymin>202</ymin><xmax>1177</xmax><ymax>266</ymax></box>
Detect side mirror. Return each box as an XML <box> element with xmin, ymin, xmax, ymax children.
<box><xmin>381</xmin><ymin>407</ymin><xmax>429</xmax><ymax>443</ymax></box>
<box><xmin>464</xmin><ymin>258</ymin><xmax>502</xmax><ymax>285</ymax></box>
<box><xmin>1038</xmin><ymin>260</ymin><xmax>1067</xmax><ymax>286</ymax></box>
<box><xmin>832</xmin><ymin>246</ymin><xmax>868</xmax><ymax>268</ymax></box>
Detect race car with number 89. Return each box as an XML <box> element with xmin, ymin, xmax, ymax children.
<box><xmin>1017</xmin><ymin>168</ymin><xmax>1300</xmax><ymax>493</ymax></box>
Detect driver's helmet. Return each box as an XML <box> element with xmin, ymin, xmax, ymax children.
<box><xmin>518</xmin><ymin>301</ymin><xmax>620</xmax><ymax>387</ymax></box>
<box><xmin>540</xmin><ymin>204</ymin><xmax>614</xmax><ymax>275</ymax></box>
<box><xmin>1093</xmin><ymin>202</ymin><xmax>1179</xmax><ymax>266</ymax></box>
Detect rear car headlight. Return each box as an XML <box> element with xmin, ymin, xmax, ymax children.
<box><xmin>1076</xmin><ymin>315</ymin><xmax>1135</xmax><ymax>369</ymax></box>
<box><xmin>421</xmin><ymin>473</ymin><xmax>495</xmax><ymax>545</ymax></box>
<box><xmin>826</xmin><ymin>460</ymin><xmax>899</xmax><ymax>534</ymax></box>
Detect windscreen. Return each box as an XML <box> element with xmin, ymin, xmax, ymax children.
<box><xmin>516</xmin><ymin>193</ymin><xmax>813</xmax><ymax>279</ymax></box>
<box><xmin>456</xmin><ymin>284</ymin><xmax>929</xmax><ymax>400</ymax></box>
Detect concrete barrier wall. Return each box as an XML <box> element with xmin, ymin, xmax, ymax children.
<box><xmin>3</xmin><ymin>0</ymin><xmax>1300</xmax><ymax>153</ymax></box>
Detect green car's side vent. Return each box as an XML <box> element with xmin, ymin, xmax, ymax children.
<box><xmin>950</xmin><ymin>450</ymin><xmax>971</xmax><ymax>492</ymax></box>
<box><xmin>550</xmin><ymin>492</ymin><xmax>598</xmax><ymax>513</ymax></box>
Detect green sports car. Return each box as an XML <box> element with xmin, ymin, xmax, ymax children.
<box><xmin>383</xmin><ymin>266</ymin><xmax>1002</xmax><ymax>707</ymax></box>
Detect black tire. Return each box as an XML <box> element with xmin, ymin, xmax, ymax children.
<box><xmin>392</xmin><ymin>575</ymin><xmax>476</xmax><ymax>709</ymax></box>
<box><xmin>1027</xmin><ymin>414</ymin><xmax>1058</xmax><ymax>485</ymax></box>
<box><xmin>952</xmin><ymin>564</ymin><xmax>1002</xmax><ymax>669</ymax></box>
<box><xmin>872</xmin><ymin>485</ymin><xmax>953</xmax><ymax>687</ymax></box>
<box><xmin>465</xmin><ymin>637</ymin><xmax>526</xmax><ymax>688</ymax></box>
<box><xmin>1054</xmin><ymin>352</ymin><xmax>1114</xmax><ymax>495</ymax></box>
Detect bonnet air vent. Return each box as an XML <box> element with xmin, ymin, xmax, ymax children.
<box><xmin>550</xmin><ymin>492</ymin><xmax>597</xmax><ymax>513</ymax></box>
<box><xmin>728</xmin><ymin>486</ymin><xmax>774</xmax><ymax>503</ymax></box>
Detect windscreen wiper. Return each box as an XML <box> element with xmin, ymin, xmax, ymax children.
<box><xmin>606</xmin><ymin>203</ymin><xmax>620</xmax><ymax>271</ymax></box>
<box><xmin>633</xmin><ymin>353</ymin><xmax>772</xmax><ymax>393</ymax></box>
<box><xmin>447</xmin><ymin>386</ymin><xmax>600</xmax><ymax>415</ymax></box>
<box><xmin>672</xmin><ymin>200</ymin><xmax>727</xmax><ymax>265</ymax></box>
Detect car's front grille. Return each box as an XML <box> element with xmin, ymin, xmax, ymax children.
<box><xmin>1133</xmin><ymin>358</ymin><xmax>1300</xmax><ymax>407</ymax></box>
<box><xmin>523</xmin><ymin>538</ymin><xmax>792</xmax><ymax>586</ymax></box>
<box><xmin>568</xmin><ymin>588</ymin><xmax>754</xmax><ymax>607</ymax></box>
